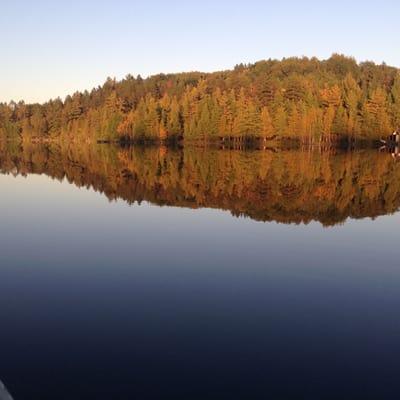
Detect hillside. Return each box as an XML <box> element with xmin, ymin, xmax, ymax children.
<box><xmin>1</xmin><ymin>54</ymin><xmax>400</xmax><ymax>144</ymax></box>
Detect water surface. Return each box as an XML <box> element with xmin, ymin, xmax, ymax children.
<box><xmin>0</xmin><ymin>143</ymin><xmax>400</xmax><ymax>399</ymax></box>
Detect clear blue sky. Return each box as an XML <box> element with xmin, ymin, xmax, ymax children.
<box><xmin>1</xmin><ymin>0</ymin><xmax>399</xmax><ymax>103</ymax></box>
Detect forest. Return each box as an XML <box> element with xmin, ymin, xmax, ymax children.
<box><xmin>1</xmin><ymin>54</ymin><xmax>400</xmax><ymax>145</ymax></box>
<box><xmin>1</xmin><ymin>141</ymin><xmax>399</xmax><ymax>226</ymax></box>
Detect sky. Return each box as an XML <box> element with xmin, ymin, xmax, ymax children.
<box><xmin>1</xmin><ymin>0</ymin><xmax>400</xmax><ymax>104</ymax></box>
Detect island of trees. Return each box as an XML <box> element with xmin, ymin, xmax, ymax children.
<box><xmin>1</xmin><ymin>54</ymin><xmax>400</xmax><ymax>145</ymax></box>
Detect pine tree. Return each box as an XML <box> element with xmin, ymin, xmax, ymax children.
<box><xmin>167</xmin><ymin>97</ymin><xmax>182</xmax><ymax>138</ymax></box>
<box><xmin>391</xmin><ymin>72</ymin><xmax>400</xmax><ymax>129</ymax></box>
<box><xmin>363</xmin><ymin>88</ymin><xmax>391</xmax><ymax>137</ymax></box>
<box><xmin>271</xmin><ymin>103</ymin><xmax>286</xmax><ymax>137</ymax></box>
<box><xmin>260</xmin><ymin>107</ymin><xmax>274</xmax><ymax>139</ymax></box>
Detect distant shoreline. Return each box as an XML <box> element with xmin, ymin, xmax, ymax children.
<box><xmin>1</xmin><ymin>55</ymin><xmax>399</xmax><ymax>145</ymax></box>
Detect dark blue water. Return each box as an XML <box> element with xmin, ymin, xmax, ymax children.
<box><xmin>1</xmin><ymin>172</ymin><xmax>400</xmax><ymax>399</ymax></box>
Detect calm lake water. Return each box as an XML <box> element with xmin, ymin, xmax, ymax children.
<box><xmin>1</xmin><ymin>143</ymin><xmax>400</xmax><ymax>399</ymax></box>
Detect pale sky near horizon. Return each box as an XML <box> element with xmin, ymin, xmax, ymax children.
<box><xmin>1</xmin><ymin>0</ymin><xmax>399</xmax><ymax>104</ymax></box>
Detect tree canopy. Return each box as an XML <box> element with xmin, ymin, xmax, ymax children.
<box><xmin>1</xmin><ymin>55</ymin><xmax>400</xmax><ymax>144</ymax></box>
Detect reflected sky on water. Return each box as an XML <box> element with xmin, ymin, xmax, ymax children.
<box><xmin>1</xmin><ymin>145</ymin><xmax>400</xmax><ymax>399</ymax></box>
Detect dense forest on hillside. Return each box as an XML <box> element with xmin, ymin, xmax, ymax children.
<box><xmin>1</xmin><ymin>141</ymin><xmax>400</xmax><ymax>226</ymax></box>
<box><xmin>1</xmin><ymin>55</ymin><xmax>400</xmax><ymax>145</ymax></box>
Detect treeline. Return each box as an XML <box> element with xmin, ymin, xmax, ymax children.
<box><xmin>1</xmin><ymin>141</ymin><xmax>400</xmax><ymax>226</ymax></box>
<box><xmin>1</xmin><ymin>54</ymin><xmax>400</xmax><ymax>144</ymax></box>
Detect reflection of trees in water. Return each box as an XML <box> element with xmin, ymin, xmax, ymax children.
<box><xmin>1</xmin><ymin>141</ymin><xmax>400</xmax><ymax>226</ymax></box>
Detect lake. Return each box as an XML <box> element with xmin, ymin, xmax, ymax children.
<box><xmin>1</xmin><ymin>142</ymin><xmax>400</xmax><ymax>399</ymax></box>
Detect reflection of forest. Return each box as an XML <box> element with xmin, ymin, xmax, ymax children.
<box><xmin>1</xmin><ymin>141</ymin><xmax>400</xmax><ymax>226</ymax></box>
